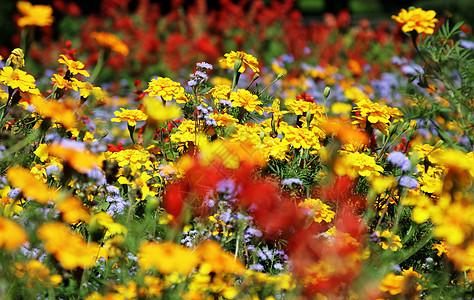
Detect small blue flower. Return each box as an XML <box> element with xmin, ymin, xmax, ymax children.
<box><xmin>399</xmin><ymin>176</ymin><xmax>418</xmax><ymax>189</ymax></box>
<box><xmin>460</xmin><ymin>40</ymin><xmax>474</xmax><ymax>50</ymax></box>
<box><xmin>249</xmin><ymin>263</ymin><xmax>264</xmax><ymax>272</ymax></box>
<box><xmin>282</xmin><ymin>178</ymin><xmax>303</xmax><ymax>186</ymax></box>
<box><xmin>196</xmin><ymin>61</ymin><xmax>213</xmax><ymax>70</ymax></box>
<box><xmin>387</xmin><ymin>151</ymin><xmax>411</xmax><ymax>171</ymax></box>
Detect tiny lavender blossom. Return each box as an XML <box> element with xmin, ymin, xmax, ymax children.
<box><xmin>282</xmin><ymin>178</ymin><xmax>303</xmax><ymax>186</ymax></box>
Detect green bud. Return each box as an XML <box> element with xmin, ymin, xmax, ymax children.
<box><xmin>324</xmin><ymin>86</ymin><xmax>331</xmax><ymax>99</ymax></box>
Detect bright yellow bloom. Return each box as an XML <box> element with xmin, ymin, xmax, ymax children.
<box><xmin>31</xmin><ymin>96</ymin><xmax>77</xmax><ymax>128</ymax></box>
<box><xmin>220</xmin><ymin>51</ymin><xmax>260</xmax><ymax>73</ymax></box>
<box><xmin>196</xmin><ymin>241</ymin><xmax>246</xmax><ymax>275</ymax></box>
<box><xmin>6</xmin><ymin>48</ymin><xmax>25</xmax><ymax>68</ymax></box>
<box><xmin>138</xmin><ymin>241</ymin><xmax>200</xmax><ymax>274</ymax></box>
<box><xmin>282</xmin><ymin>126</ymin><xmax>321</xmax><ymax>150</ymax></box>
<box><xmin>51</xmin><ymin>74</ymin><xmax>77</xmax><ymax>90</ymax></box>
<box><xmin>47</xmin><ymin>143</ymin><xmax>99</xmax><ymax>174</ymax></box>
<box><xmin>106</xmin><ymin>147</ymin><xmax>150</xmax><ymax>175</ymax></box>
<box><xmin>91</xmin><ymin>32</ymin><xmax>129</xmax><ymax>56</ymax></box>
<box><xmin>17</xmin><ymin>1</ymin><xmax>54</xmax><ymax>27</ymax></box>
<box><xmin>344</xmin><ymin>86</ymin><xmax>368</xmax><ymax>101</ymax></box>
<box><xmin>378</xmin><ymin>230</ymin><xmax>403</xmax><ymax>251</ymax></box>
<box><xmin>299</xmin><ymin>198</ymin><xmax>335</xmax><ymax>223</ymax></box>
<box><xmin>392</xmin><ymin>8</ymin><xmax>438</xmax><ymax>34</ymax></box>
<box><xmin>432</xmin><ymin>241</ymin><xmax>448</xmax><ymax>256</ymax></box>
<box><xmin>352</xmin><ymin>98</ymin><xmax>402</xmax><ymax>135</ymax></box>
<box><xmin>111</xmin><ymin>108</ymin><xmax>148</xmax><ymax>127</ymax></box>
<box><xmin>145</xmin><ymin>77</ymin><xmax>186</xmax><ymax>102</ymax></box>
<box><xmin>432</xmin><ymin>201</ymin><xmax>474</xmax><ymax>245</ymax></box>
<box><xmin>208</xmin><ymin>84</ymin><xmax>232</xmax><ymax>103</ymax></box>
<box><xmin>379</xmin><ymin>272</ymin><xmax>404</xmax><ymax>295</ymax></box>
<box><xmin>230</xmin><ymin>89</ymin><xmax>263</xmax><ymax>114</ymax></box>
<box><xmin>0</xmin><ymin>216</ymin><xmax>28</xmax><ymax>251</ymax></box>
<box><xmin>6</xmin><ymin>166</ymin><xmax>58</xmax><ymax>203</ymax></box>
<box><xmin>0</xmin><ymin>67</ymin><xmax>38</xmax><ymax>93</ymax></box>
<box><xmin>37</xmin><ymin>222</ymin><xmax>99</xmax><ymax>270</ymax></box>
<box><xmin>143</xmin><ymin>97</ymin><xmax>182</xmax><ymax>123</ymax></box>
<box><xmin>91</xmin><ymin>212</ymin><xmax>128</xmax><ymax>235</ymax></box>
<box><xmin>14</xmin><ymin>260</ymin><xmax>62</xmax><ymax>288</ymax></box>
<box><xmin>58</xmin><ymin>55</ymin><xmax>90</xmax><ymax>77</ymax></box>
<box><xmin>170</xmin><ymin>119</ymin><xmax>197</xmax><ymax>144</ymax></box>
<box><xmin>285</xmin><ymin>98</ymin><xmax>324</xmax><ymax>117</ymax></box>
<box><xmin>209</xmin><ymin>112</ymin><xmax>238</xmax><ymax>127</ymax></box>
<box><xmin>335</xmin><ymin>152</ymin><xmax>384</xmax><ymax>178</ymax></box>
<box><xmin>73</xmin><ymin>79</ymin><xmax>104</xmax><ymax>100</ymax></box>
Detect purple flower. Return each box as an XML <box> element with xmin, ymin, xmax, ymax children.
<box><xmin>257</xmin><ymin>249</ymin><xmax>267</xmax><ymax>260</ymax></box>
<box><xmin>460</xmin><ymin>40</ymin><xmax>474</xmax><ymax>50</ymax></box>
<box><xmin>274</xmin><ymin>263</ymin><xmax>283</xmax><ymax>270</ymax></box>
<box><xmin>196</xmin><ymin>62</ymin><xmax>213</xmax><ymax>70</ymax></box>
<box><xmin>188</xmin><ymin>79</ymin><xmax>197</xmax><ymax>87</ymax></box>
<box><xmin>249</xmin><ymin>263</ymin><xmax>264</xmax><ymax>272</ymax></box>
<box><xmin>387</xmin><ymin>151</ymin><xmax>411</xmax><ymax>171</ymax></box>
<box><xmin>399</xmin><ymin>176</ymin><xmax>418</xmax><ymax>189</ymax></box>
<box><xmin>282</xmin><ymin>178</ymin><xmax>303</xmax><ymax>186</ymax></box>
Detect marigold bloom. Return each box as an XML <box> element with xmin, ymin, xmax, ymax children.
<box><xmin>170</xmin><ymin>120</ymin><xmax>197</xmax><ymax>144</ymax></box>
<box><xmin>37</xmin><ymin>222</ymin><xmax>98</xmax><ymax>270</ymax></box>
<box><xmin>17</xmin><ymin>1</ymin><xmax>54</xmax><ymax>27</ymax></box>
<box><xmin>220</xmin><ymin>51</ymin><xmax>260</xmax><ymax>73</ymax></box>
<box><xmin>196</xmin><ymin>241</ymin><xmax>246</xmax><ymax>275</ymax></box>
<box><xmin>392</xmin><ymin>8</ymin><xmax>438</xmax><ymax>34</ymax></box>
<box><xmin>143</xmin><ymin>97</ymin><xmax>182</xmax><ymax>123</ymax></box>
<box><xmin>91</xmin><ymin>32</ymin><xmax>129</xmax><ymax>56</ymax></box>
<box><xmin>111</xmin><ymin>108</ymin><xmax>148</xmax><ymax>127</ymax></box>
<box><xmin>0</xmin><ymin>216</ymin><xmax>28</xmax><ymax>251</ymax></box>
<box><xmin>208</xmin><ymin>113</ymin><xmax>238</xmax><ymax>126</ymax></box>
<box><xmin>285</xmin><ymin>98</ymin><xmax>325</xmax><ymax>117</ymax></box>
<box><xmin>230</xmin><ymin>89</ymin><xmax>263</xmax><ymax>114</ymax></box>
<box><xmin>58</xmin><ymin>55</ymin><xmax>90</xmax><ymax>77</ymax></box>
<box><xmin>379</xmin><ymin>272</ymin><xmax>405</xmax><ymax>295</ymax></box>
<box><xmin>73</xmin><ymin>79</ymin><xmax>104</xmax><ymax>100</ymax></box>
<box><xmin>282</xmin><ymin>126</ymin><xmax>320</xmax><ymax>150</ymax></box>
<box><xmin>336</xmin><ymin>152</ymin><xmax>384</xmax><ymax>178</ymax></box>
<box><xmin>47</xmin><ymin>143</ymin><xmax>99</xmax><ymax>174</ymax></box>
<box><xmin>6</xmin><ymin>166</ymin><xmax>59</xmax><ymax>203</ymax></box>
<box><xmin>299</xmin><ymin>198</ymin><xmax>335</xmax><ymax>223</ymax></box>
<box><xmin>208</xmin><ymin>84</ymin><xmax>232</xmax><ymax>102</ymax></box>
<box><xmin>31</xmin><ymin>96</ymin><xmax>76</xmax><ymax>128</ymax></box>
<box><xmin>6</xmin><ymin>48</ymin><xmax>25</xmax><ymax>68</ymax></box>
<box><xmin>91</xmin><ymin>212</ymin><xmax>128</xmax><ymax>235</ymax></box>
<box><xmin>378</xmin><ymin>230</ymin><xmax>403</xmax><ymax>251</ymax></box>
<box><xmin>138</xmin><ymin>241</ymin><xmax>200</xmax><ymax>274</ymax></box>
<box><xmin>51</xmin><ymin>74</ymin><xmax>77</xmax><ymax>90</ymax></box>
<box><xmin>0</xmin><ymin>67</ymin><xmax>38</xmax><ymax>93</ymax></box>
<box><xmin>56</xmin><ymin>196</ymin><xmax>90</xmax><ymax>224</ymax></box>
<box><xmin>352</xmin><ymin>98</ymin><xmax>402</xmax><ymax>135</ymax></box>
<box><xmin>145</xmin><ymin>77</ymin><xmax>186</xmax><ymax>102</ymax></box>
<box><xmin>106</xmin><ymin>147</ymin><xmax>150</xmax><ymax>175</ymax></box>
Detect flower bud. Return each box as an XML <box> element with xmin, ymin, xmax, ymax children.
<box><xmin>324</xmin><ymin>86</ymin><xmax>331</xmax><ymax>99</ymax></box>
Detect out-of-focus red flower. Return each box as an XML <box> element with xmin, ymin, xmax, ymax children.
<box><xmin>296</xmin><ymin>92</ymin><xmax>315</xmax><ymax>103</ymax></box>
<box><xmin>107</xmin><ymin>142</ymin><xmax>124</xmax><ymax>152</ymax></box>
<box><xmin>317</xmin><ymin>175</ymin><xmax>366</xmax><ymax>211</ymax></box>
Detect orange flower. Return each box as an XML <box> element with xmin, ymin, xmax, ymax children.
<box><xmin>17</xmin><ymin>1</ymin><xmax>54</xmax><ymax>27</ymax></box>
<box><xmin>56</xmin><ymin>196</ymin><xmax>91</xmax><ymax>224</ymax></box>
<box><xmin>6</xmin><ymin>166</ymin><xmax>59</xmax><ymax>204</ymax></box>
<box><xmin>138</xmin><ymin>241</ymin><xmax>200</xmax><ymax>274</ymax></box>
<box><xmin>91</xmin><ymin>32</ymin><xmax>129</xmax><ymax>56</ymax></box>
<box><xmin>30</xmin><ymin>96</ymin><xmax>76</xmax><ymax>128</ymax></box>
<box><xmin>392</xmin><ymin>8</ymin><xmax>438</xmax><ymax>34</ymax></box>
<box><xmin>379</xmin><ymin>272</ymin><xmax>405</xmax><ymax>295</ymax></box>
<box><xmin>58</xmin><ymin>55</ymin><xmax>90</xmax><ymax>77</ymax></box>
<box><xmin>230</xmin><ymin>89</ymin><xmax>263</xmax><ymax>114</ymax></box>
<box><xmin>47</xmin><ymin>143</ymin><xmax>99</xmax><ymax>174</ymax></box>
<box><xmin>0</xmin><ymin>216</ymin><xmax>28</xmax><ymax>251</ymax></box>
<box><xmin>0</xmin><ymin>67</ymin><xmax>39</xmax><ymax>93</ymax></box>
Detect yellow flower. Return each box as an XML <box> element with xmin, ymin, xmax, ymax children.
<box><xmin>208</xmin><ymin>112</ymin><xmax>238</xmax><ymax>127</ymax></box>
<box><xmin>282</xmin><ymin>126</ymin><xmax>320</xmax><ymax>150</ymax></box>
<box><xmin>37</xmin><ymin>222</ymin><xmax>99</xmax><ymax>270</ymax></box>
<box><xmin>352</xmin><ymin>98</ymin><xmax>402</xmax><ymax>135</ymax></box>
<box><xmin>392</xmin><ymin>8</ymin><xmax>438</xmax><ymax>34</ymax></box>
<box><xmin>111</xmin><ymin>108</ymin><xmax>148</xmax><ymax>127</ymax></box>
<box><xmin>378</xmin><ymin>230</ymin><xmax>403</xmax><ymax>251</ymax></box>
<box><xmin>73</xmin><ymin>79</ymin><xmax>104</xmax><ymax>100</ymax></box>
<box><xmin>145</xmin><ymin>77</ymin><xmax>186</xmax><ymax>102</ymax></box>
<box><xmin>284</xmin><ymin>98</ymin><xmax>324</xmax><ymax>116</ymax></box>
<box><xmin>299</xmin><ymin>198</ymin><xmax>335</xmax><ymax>223</ymax></box>
<box><xmin>6</xmin><ymin>166</ymin><xmax>59</xmax><ymax>203</ymax></box>
<box><xmin>58</xmin><ymin>55</ymin><xmax>90</xmax><ymax>77</ymax></box>
<box><xmin>380</xmin><ymin>272</ymin><xmax>405</xmax><ymax>295</ymax></box>
<box><xmin>0</xmin><ymin>216</ymin><xmax>28</xmax><ymax>251</ymax></box>
<box><xmin>30</xmin><ymin>96</ymin><xmax>77</xmax><ymax>128</ymax></box>
<box><xmin>196</xmin><ymin>241</ymin><xmax>246</xmax><ymax>275</ymax></box>
<box><xmin>6</xmin><ymin>48</ymin><xmax>25</xmax><ymax>69</ymax></box>
<box><xmin>106</xmin><ymin>147</ymin><xmax>150</xmax><ymax>175</ymax></box>
<box><xmin>208</xmin><ymin>84</ymin><xmax>232</xmax><ymax>103</ymax></box>
<box><xmin>432</xmin><ymin>201</ymin><xmax>474</xmax><ymax>245</ymax></box>
<box><xmin>331</xmin><ymin>102</ymin><xmax>353</xmax><ymax>115</ymax></box>
<box><xmin>91</xmin><ymin>212</ymin><xmax>128</xmax><ymax>235</ymax></box>
<box><xmin>17</xmin><ymin>1</ymin><xmax>54</xmax><ymax>27</ymax></box>
<box><xmin>229</xmin><ymin>89</ymin><xmax>263</xmax><ymax>114</ymax></box>
<box><xmin>432</xmin><ymin>241</ymin><xmax>448</xmax><ymax>256</ymax></box>
<box><xmin>336</xmin><ymin>152</ymin><xmax>384</xmax><ymax>178</ymax></box>
<box><xmin>91</xmin><ymin>32</ymin><xmax>129</xmax><ymax>56</ymax></box>
<box><xmin>143</xmin><ymin>97</ymin><xmax>182</xmax><ymax>123</ymax></box>
<box><xmin>0</xmin><ymin>67</ymin><xmax>38</xmax><ymax>93</ymax></box>
<box><xmin>138</xmin><ymin>241</ymin><xmax>200</xmax><ymax>274</ymax></box>
<box><xmin>14</xmin><ymin>260</ymin><xmax>62</xmax><ymax>288</ymax></box>
<box><xmin>220</xmin><ymin>51</ymin><xmax>260</xmax><ymax>73</ymax></box>
<box><xmin>170</xmin><ymin>119</ymin><xmax>197</xmax><ymax>144</ymax></box>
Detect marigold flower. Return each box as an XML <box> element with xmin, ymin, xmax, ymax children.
<box><xmin>51</xmin><ymin>74</ymin><xmax>77</xmax><ymax>90</ymax></box>
<box><xmin>56</xmin><ymin>196</ymin><xmax>90</xmax><ymax>224</ymax></box>
<box><xmin>196</xmin><ymin>241</ymin><xmax>246</xmax><ymax>275</ymax></box>
<box><xmin>111</xmin><ymin>108</ymin><xmax>148</xmax><ymax>127</ymax></box>
<box><xmin>47</xmin><ymin>143</ymin><xmax>99</xmax><ymax>174</ymax></box>
<box><xmin>106</xmin><ymin>147</ymin><xmax>150</xmax><ymax>175</ymax></box>
<box><xmin>379</xmin><ymin>272</ymin><xmax>405</xmax><ymax>295</ymax></box>
<box><xmin>208</xmin><ymin>84</ymin><xmax>232</xmax><ymax>102</ymax></box>
<box><xmin>392</xmin><ymin>8</ymin><xmax>438</xmax><ymax>34</ymax></box>
<box><xmin>6</xmin><ymin>48</ymin><xmax>25</xmax><ymax>69</ymax></box>
<box><xmin>0</xmin><ymin>216</ymin><xmax>28</xmax><ymax>251</ymax></box>
<box><xmin>299</xmin><ymin>198</ymin><xmax>335</xmax><ymax>223</ymax></box>
<box><xmin>138</xmin><ymin>241</ymin><xmax>200</xmax><ymax>274</ymax></box>
<box><xmin>58</xmin><ymin>55</ymin><xmax>90</xmax><ymax>77</ymax></box>
<box><xmin>73</xmin><ymin>79</ymin><xmax>104</xmax><ymax>100</ymax></box>
<box><xmin>31</xmin><ymin>96</ymin><xmax>76</xmax><ymax>128</ymax></box>
<box><xmin>6</xmin><ymin>166</ymin><xmax>59</xmax><ymax>203</ymax></box>
<box><xmin>377</xmin><ymin>230</ymin><xmax>403</xmax><ymax>251</ymax></box>
<box><xmin>282</xmin><ymin>126</ymin><xmax>321</xmax><ymax>150</ymax></box>
<box><xmin>91</xmin><ymin>32</ymin><xmax>129</xmax><ymax>56</ymax></box>
<box><xmin>335</xmin><ymin>152</ymin><xmax>384</xmax><ymax>178</ymax></box>
<box><xmin>208</xmin><ymin>113</ymin><xmax>238</xmax><ymax>126</ymax></box>
<box><xmin>285</xmin><ymin>98</ymin><xmax>324</xmax><ymax>117</ymax></box>
<box><xmin>170</xmin><ymin>120</ymin><xmax>197</xmax><ymax>144</ymax></box>
<box><xmin>37</xmin><ymin>222</ymin><xmax>99</xmax><ymax>270</ymax></box>
<box><xmin>230</xmin><ymin>89</ymin><xmax>263</xmax><ymax>114</ymax></box>
<box><xmin>145</xmin><ymin>77</ymin><xmax>186</xmax><ymax>102</ymax></box>
<box><xmin>220</xmin><ymin>51</ymin><xmax>260</xmax><ymax>73</ymax></box>
<box><xmin>0</xmin><ymin>67</ymin><xmax>38</xmax><ymax>93</ymax></box>
<box><xmin>91</xmin><ymin>212</ymin><xmax>128</xmax><ymax>235</ymax></box>
<box><xmin>17</xmin><ymin>1</ymin><xmax>54</xmax><ymax>27</ymax></box>
<box><xmin>352</xmin><ymin>98</ymin><xmax>402</xmax><ymax>135</ymax></box>
<box><xmin>143</xmin><ymin>97</ymin><xmax>182</xmax><ymax>123</ymax></box>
